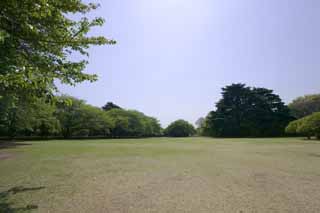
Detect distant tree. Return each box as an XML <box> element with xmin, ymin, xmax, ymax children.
<box><xmin>289</xmin><ymin>94</ymin><xmax>320</xmax><ymax>118</ymax></box>
<box><xmin>205</xmin><ymin>83</ymin><xmax>293</xmax><ymax>137</ymax></box>
<box><xmin>77</xmin><ymin>104</ymin><xmax>114</xmax><ymax>136</ymax></box>
<box><xmin>0</xmin><ymin>0</ymin><xmax>115</xmax><ymax>99</ymax></box>
<box><xmin>105</xmin><ymin>108</ymin><xmax>161</xmax><ymax>137</ymax></box>
<box><xmin>200</xmin><ymin>111</ymin><xmax>217</xmax><ymax>137</ymax></box>
<box><xmin>164</xmin><ymin>120</ymin><xmax>196</xmax><ymax>137</ymax></box>
<box><xmin>195</xmin><ymin>117</ymin><xmax>205</xmax><ymax>128</ymax></box>
<box><xmin>102</xmin><ymin>102</ymin><xmax>121</xmax><ymax>111</ymax></box>
<box><xmin>144</xmin><ymin>117</ymin><xmax>162</xmax><ymax>137</ymax></box>
<box><xmin>31</xmin><ymin>98</ymin><xmax>60</xmax><ymax>137</ymax></box>
<box><xmin>105</xmin><ymin>109</ymin><xmax>130</xmax><ymax>137</ymax></box>
<box><xmin>55</xmin><ymin>96</ymin><xmax>85</xmax><ymax>138</ymax></box>
<box><xmin>55</xmin><ymin>96</ymin><xmax>114</xmax><ymax>138</ymax></box>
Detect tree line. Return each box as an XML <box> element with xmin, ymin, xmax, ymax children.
<box><xmin>0</xmin><ymin>84</ymin><xmax>319</xmax><ymax>139</ymax></box>
<box><xmin>1</xmin><ymin>1</ymin><xmax>319</xmax><ymax>140</ymax></box>
<box><xmin>0</xmin><ymin>95</ymin><xmax>162</xmax><ymax>138</ymax></box>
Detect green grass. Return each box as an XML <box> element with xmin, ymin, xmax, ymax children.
<box><xmin>1</xmin><ymin>137</ymin><xmax>320</xmax><ymax>212</ymax></box>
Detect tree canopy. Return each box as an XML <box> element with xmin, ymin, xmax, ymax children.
<box><xmin>0</xmin><ymin>95</ymin><xmax>161</xmax><ymax>138</ymax></box>
<box><xmin>285</xmin><ymin>112</ymin><xmax>320</xmax><ymax>139</ymax></box>
<box><xmin>105</xmin><ymin>108</ymin><xmax>162</xmax><ymax>137</ymax></box>
<box><xmin>164</xmin><ymin>120</ymin><xmax>195</xmax><ymax>137</ymax></box>
<box><xmin>288</xmin><ymin>94</ymin><xmax>320</xmax><ymax>119</ymax></box>
<box><xmin>202</xmin><ymin>83</ymin><xmax>293</xmax><ymax>137</ymax></box>
<box><xmin>0</xmin><ymin>0</ymin><xmax>115</xmax><ymax>98</ymax></box>
<box><xmin>102</xmin><ymin>102</ymin><xmax>121</xmax><ymax>111</ymax></box>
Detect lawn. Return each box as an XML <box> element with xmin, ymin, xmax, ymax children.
<box><xmin>1</xmin><ymin>137</ymin><xmax>320</xmax><ymax>213</ymax></box>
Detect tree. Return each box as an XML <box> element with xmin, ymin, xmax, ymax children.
<box><xmin>0</xmin><ymin>95</ymin><xmax>59</xmax><ymax>137</ymax></box>
<box><xmin>0</xmin><ymin>0</ymin><xmax>115</xmax><ymax>98</ymax></box>
<box><xmin>164</xmin><ymin>120</ymin><xmax>196</xmax><ymax>137</ymax></box>
<box><xmin>143</xmin><ymin>117</ymin><xmax>162</xmax><ymax>137</ymax></box>
<box><xmin>102</xmin><ymin>102</ymin><xmax>121</xmax><ymax>111</ymax></box>
<box><xmin>285</xmin><ymin>120</ymin><xmax>302</xmax><ymax>135</ymax></box>
<box><xmin>195</xmin><ymin>117</ymin><xmax>205</xmax><ymax>128</ymax></box>
<box><xmin>55</xmin><ymin>96</ymin><xmax>114</xmax><ymax>138</ymax></box>
<box><xmin>289</xmin><ymin>94</ymin><xmax>320</xmax><ymax>118</ymax></box>
<box><xmin>205</xmin><ymin>83</ymin><xmax>293</xmax><ymax>137</ymax></box>
<box><xmin>55</xmin><ymin>96</ymin><xmax>85</xmax><ymax>138</ymax></box>
<box><xmin>76</xmin><ymin>104</ymin><xmax>114</xmax><ymax>137</ymax></box>
<box><xmin>286</xmin><ymin>112</ymin><xmax>320</xmax><ymax>139</ymax></box>
<box><xmin>30</xmin><ymin>98</ymin><xmax>60</xmax><ymax>137</ymax></box>
<box><xmin>199</xmin><ymin>111</ymin><xmax>217</xmax><ymax>137</ymax></box>
<box><xmin>105</xmin><ymin>108</ymin><xmax>162</xmax><ymax>137</ymax></box>
<box><xmin>0</xmin><ymin>93</ymin><xmax>162</xmax><ymax>138</ymax></box>
<box><xmin>0</xmin><ymin>95</ymin><xmax>34</xmax><ymax>137</ymax></box>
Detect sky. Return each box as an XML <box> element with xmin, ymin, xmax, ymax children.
<box><xmin>59</xmin><ymin>0</ymin><xmax>320</xmax><ymax>127</ymax></box>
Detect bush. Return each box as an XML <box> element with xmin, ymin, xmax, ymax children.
<box><xmin>164</xmin><ymin>120</ymin><xmax>196</xmax><ymax>137</ymax></box>
<box><xmin>285</xmin><ymin>112</ymin><xmax>320</xmax><ymax>139</ymax></box>
<box><xmin>285</xmin><ymin>120</ymin><xmax>301</xmax><ymax>135</ymax></box>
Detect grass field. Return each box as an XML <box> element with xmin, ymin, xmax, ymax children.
<box><xmin>1</xmin><ymin>137</ymin><xmax>320</xmax><ymax>213</ymax></box>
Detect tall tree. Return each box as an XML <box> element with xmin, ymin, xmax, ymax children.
<box><xmin>289</xmin><ymin>94</ymin><xmax>320</xmax><ymax>118</ymax></box>
<box><xmin>0</xmin><ymin>0</ymin><xmax>115</xmax><ymax>98</ymax></box>
<box><xmin>205</xmin><ymin>83</ymin><xmax>293</xmax><ymax>137</ymax></box>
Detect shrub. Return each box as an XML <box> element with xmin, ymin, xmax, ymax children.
<box><xmin>285</xmin><ymin>120</ymin><xmax>301</xmax><ymax>135</ymax></box>
<box><xmin>285</xmin><ymin>112</ymin><xmax>320</xmax><ymax>139</ymax></box>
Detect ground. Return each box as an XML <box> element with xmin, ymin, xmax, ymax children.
<box><xmin>1</xmin><ymin>137</ymin><xmax>320</xmax><ymax>213</ymax></box>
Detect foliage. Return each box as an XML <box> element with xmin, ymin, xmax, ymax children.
<box><xmin>105</xmin><ymin>108</ymin><xmax>162</xmax><ymax>137</ymax></box>
<box><xmin>203</xmin><ymin>83</ymin><xmax>293</xmax><ymax>137</ymax></box>
<box><xmin>288</xmin><ymin>94</ymin><xmax>320</xmax><ymax>119</ymax></box>
<box><xmin>164</xmin><ymin>120</ymin><xmax>196</xmax><ymax>137</ymax></box>
<box><xmin>0</xmin><ymin>95</ymin><xmax>34</xmax><ymax>137</ymax></box>
<box><xmin>199</xmin><ymin>111</ymin><xmax>216</xmax><ymax>137</ymax></box>
<box><xmin>195</xmin><ymin>117</ymin><xmax>205</xmax><ymax>128</ymax></box>
<box><xmin>30</xmin><ymin>98</ymin><xmax>60</xmax><ymax>137</ymax></box>
<box><xmin>0</xmin><ymin>94</ymin><xmax>60</xmax><ymax>137</ymax></box>
<box><xmin>55</xmin><ymin>96</ymin><xmax>84</xmax><ymax>138</ymax></box>
<box><xmin>0</xmin><ymin>95</ymin><xmax>161</xmax><ymax>138</ymax></box>
<box><xmin>286</xmin><ymin>112</ymin><xmax>320</xmax><ymax>139</ymax></box>
<box><xmin>0</xmin><ymin>0</ymin><xmax>115</xmax><ymax>98</ymax></box>
<box><xmin>285</xmin><ymin>120</ymin><xmax>302</xmax><ymax>135</ymax></box>
<box><xmin>102</xmin><ymin>102</ymin><xmax>121</xmax><ymax>111</ymax></box>
<box><xmin>55</xmin><ymin>96</ymin><xmax>114</xmax><ymax>138</ymax></box>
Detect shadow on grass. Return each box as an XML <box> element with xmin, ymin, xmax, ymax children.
<box><xmin>0</xmin><ymin>186</ymin><xmax>45</xmax><ymax>212</ymax></box>
<box><xmin>0</xmin><ymin>142</ymin><xmax>32</xmax><ymax>150</ymax></box>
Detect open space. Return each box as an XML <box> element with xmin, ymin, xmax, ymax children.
<box><xmin>2</xmin><ymin>1</ymin><xmax>320</xmax><ymax>212</ymax></box>
<box><xmin>1</xmin><ymin>137</ymin><xmax>320</xmax><ymax>212</ymax></box>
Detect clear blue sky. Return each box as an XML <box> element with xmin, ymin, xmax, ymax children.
<box><xmin>59</xmin><ymin>0</ymin><xmax>320</xmax><ymax>127</ymax></box>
